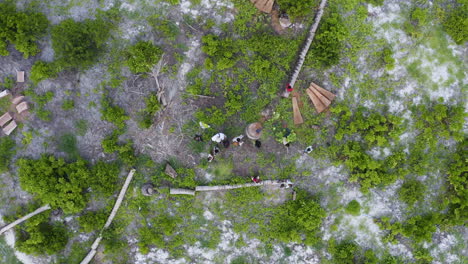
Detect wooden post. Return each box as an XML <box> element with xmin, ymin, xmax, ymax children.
<box><xmin>309</xmin><ymin>86</ymin><xmax>331</xmax><ymax>107</ymax></box>
<box><xmin>0</xmin><ymin>204</ymin><xmax>51</xmax><ymax>235</ymax></box>
<box><xmin>306</xmin><ymin>88</ymin><xmax>326</xmax><ymax>113</ymax></box>
<box><xmin>311</xmin><ymin>82</ymin><xmax>335</xmax><ymax>101</ymax></box>
<box><xmin>283</xmin><ymin>0</ymin><xmax>328</xmax><ymax>98</ymax></box>
<box><xmin>292</xmin><ymin>97</ymin><xmax>304</xmax><ymax>125</ymax></box>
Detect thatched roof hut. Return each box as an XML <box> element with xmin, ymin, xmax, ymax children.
<box><xmin>0</xmin><ymin>112</ymin><xmax>12</xmax><ymax>127</ymax></box>
<box><xmin>3</xmin><ymin>120</ymin><xmax>17</xmax><ymax>135</ymax></box>
<box><xmin>141</xmin><ymin>183</ymin><xmax>156</xmax><ymax>196</ymax></box>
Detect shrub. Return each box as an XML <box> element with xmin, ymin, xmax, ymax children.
<box><xmin>402</xmin><ymin>213</ymin><xmax>441</xmax><ymax>243</ymax></box>
<box><xmin>398</xmin><ymin>179</ymin><xmax>426</xmax><ymax>207</ymax></box>
<box><xmin>138</xmin><ymin>94</ymin><xmax>161</xmax><ymax>129</ymax></box>
<box><xmin>100</xmin><ymin>96</ymin><xmax>129</xmax><ymax>128</ymax></box>
<box><xmin>307</xmin><ymin>11</ymin><xmax>348</xmax><ymax>68</ymax></box>
<box><xmin>30</xmin><ymin>61</ymin><xmax>59</xmax><ymax>84</ymax></box>
<box><xmin>75</xmin><ymin>119</ymin><xmax>88</xmax><ymax>136</ymax></box>
<box><xmin>62</xmin><ymin>99</ymin><xmax>75</xmax><ymax>110</ymax></box>
<box><xmin>268</xmin><ymin>191</ymin><xmax>326</xmax><ymax>244</ymax></box>
<box><xmin>51</xmin><ymin>18</ymin><xmax>112</xmax><ymax>69</ymax></box>
<box><xmin>277</xmin><ymin>0</ymin><xmax>317</xmax><ymax>20</ymax></box>
<box><xmin>17</xmin><ymin>155</ymin><xmax>92</xmax><ymax>213</ymax></box>
<box><xmin>102</xmin><ymin>129</ymin><xmax>136</xmax><ymax>166</ymax></box>
<box><xmin>329</xmin><ymin>240</ymin><xmax>359</xmax><ymax>264</ymax></box>
<box><xmin>345</xmin><ymin>200</ymin><xmax>361</xmax><ymax>215</ymax></box>
<box><xmin>90</xmin><ymin>161</ymin><xmax>121</xmax><ymax>196</ymax></box>
<box><xmin>0</xmin><ymin>137</ymin><xmax>16</xmax><ymax>173</ymax></box>
<box><xmin>78</xmin><ymin>210</ymin><xmax>108</xmax><ymax>233</ymax></box>
<box><xmin>126</xmin><ymin>41</ymin><xmax>163</xmax><ymax>74</ymax></box>
<box><xmin>0</xmin><ymin>3</ymin><xmax>49</xmax><ymax>58</ymax></box>
<box><xmin>58</xmin><ymin>133</ymin><xmax>79</xmax><ymax>159</ymax></box>
<box><xmin>15</xmin><ymin>214</ymin><xmax>68</xmax><ymax>255</ymax></box>
<box><xmin>443</xmin><ymin>5</ymin><xmax>468</xmax><ymax>44</ymax></box>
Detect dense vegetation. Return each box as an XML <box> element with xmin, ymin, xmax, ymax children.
<box><xmin>51</xmin><ymin>17</ymin><xmax>112</xmax><ymax>69</ymax></box>
<box><xmin>17</xmin><ymin>155</ymin><xmax>121</xmax><ymax>214</ymax></box>
<box><xmin>126</xmin><ymin>41</ymin><xmax>163</xmax><ymax>74</ymax></box>
<box><xmin>0</xmin><ymin>137</ymin><xmax>16</xmax><ymax>173</ymax></box>
<box><xmin>0</xmin><ymin>3</ymin><xmax>48</xmax><ymax>58</ymax></box>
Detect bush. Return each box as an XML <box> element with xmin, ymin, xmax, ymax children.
<box><xmin>78</xmin><ymin>210</ymin><xmax>108</xmax><ymax>233</ymax></box>
<box><xmin>102</xmin><ymin>129</ymin><xmax>136</xmax><ymax>166</ymax></box>
<box><xmin>345</xmin><ymin>200</ymin><xmax>361</xmax><ymax>215</ymax></box>
<box><xmin>0</xmin><ymin>137</ymin><xmax>16</xmax><ymax>173</ymax></box>
<box><xmin>0</xmin><ymin>3</ymin><xmax>49</xmax><ymax>58</ymax></box>
<box><xmin>30</xmin><ymin>61</ymin><xmax>59</xmax><ymax>84</ymax></box>
<box><xmin>90</xmin><ymin>161</ymin><xmax>121</xmax><ymax>196</ymax></box>
<box><xmin>16</xmin><ymin>216</ymin><xmax>68</xmax><ymax>255</ymax></box>
<box><xmin>58</xmin><ymin>133</ymin><xmax>79</xmax><ymax>159</ymax></box>
<box><xmin>51</xmin><ymin>18</ymin><xmax>112</xmax><ymax>69</ymax></box>
<box><xmin>101</xmin><ymin>96</ymin><xmax>129</xmax><ymax>128</ymax></box>
<box><xmin>18</xmin><ymin>155</ymin><xmax>92</xmax><ymax>214</ymax></box>
<box><xmin>277</xmin><ymin>0</ymin><xmax>317</xmax><ymax>20</ymax></box>
<box><xmin>398</xmin><ymin>179</ymin><xmax>426</xmax><ymax>207</ymax></box>
<box><xmin>62</xmin><ymin>99</ymin><xmax>75</xmax><ymax>110</ymax></box>
<box><xmin>329</xmin><ymin>240</ymin><xmax>359</xmax><ymax>264</ymax></box>
<box><xmin>443</xmin><ymin>4</ymin><xmax>468</xmax><ymax>44</ymax></box>
<box><xmin>138</xmin><ymin>94</ymin><xmax>161</xmax><ymax>129</ymax></box>
<box><xmin>307</xmin><ymin>11</ymin><xmax>348</xmax><ymax>68</ymax></box>
<box><xmin>126</xmin><ymin>41</ymin><xmax>163</xmax><ymax>74</ymax></box>
<box><xmin>268</xmin><ymin>191</ymin><xmax>326</xmax><ymax>244</ymax></box>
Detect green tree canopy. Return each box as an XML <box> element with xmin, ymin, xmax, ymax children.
<box><xmin>18</xmin><ymin>155</ymin><xmax>91</xmax><ymax>214</ymax></box>
<box><xmin>51</xmin><ymin>18</ymin><xmax>111</xmax><ymax>69</ymax></box>
<box><xmin>0</xmin><ymin>3</ymin><xmax>49</xmax><ymax>58</ymax></box>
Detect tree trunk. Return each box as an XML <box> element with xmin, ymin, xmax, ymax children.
<box><xmin>283</xmin><ymin>0</ymin><xmax>328</xmax><ymax>98</ymax></box>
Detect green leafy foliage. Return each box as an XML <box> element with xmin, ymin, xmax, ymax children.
<box><xmin>78</xmin><ymin>210</ymin><xmax>108</xmax><ymax>233</ymax></box>
<box><xmin>345</xmin><ymin>200</ymin><xmax>361</xmax><ymax>215</ymax></box>
<box><xmin>126</xmin><ymin>41</ymin><xmax>163</xmax><ymax>74</ymax></box>
<box><xmin>202</xmin><ymin>34</ymin><xmax>240</xmax><ymax>70</ymax></box>
<box><xmin>442</xmin><ymin>2</ymin><xmax>468</xmax><ymax>44</ymax></box>
<box><xmin>102</xmin><ymin>129</ymin><xmax>136</xmax><ymax>166</ymax></box>
<box><xmin>267</xmin><ymin>191</ymin><xmax>326</xmax><ymax>244</ymax></box>
<box><xmin>24</xmin><ymin>89</ymin><xmax>54</xmax><ymax>121</ymax></box>
<box><xmin>398</xmin><ymin>179</ymin><xmax>426</xmax><ymax>207</ymax></box>
<box><xmin>16</xmin><ymin>217</ymin><xmax>68</xmax><ymax>255</ymax></box>
<box><xmin>17</xmin><ymin>155</ymin><xmax>91</xmax><ymax>213</ymax></box>
<box><xmin>307</xmin><ymin>10</ymin><xmax>348</xmax><ymax>68</ymax></box>
<box><xmin>61</xmin><ymin>99</ymin><xmax>75</xmax><ymax>110</ymax></box>
<box><xmin>138</xmin><ymin>214</ymin><xmax>182</xmax><ymax>254</ymax></box>
<box><xmin>90</xmin><ymin>161</ymin><xmax>121</xmax><ymax>196</ymax></box>
<box><xmin>0</xmin><ymin>137</ymin><xmax>15</xmax><ymax>173</ymax></box>
<box><xmin>102</xmin><ymin>220</ymin><xmax>127</xmax><ymax>255</ymax></box>
<box><xmin>58</xmin><ymin>133</ymin><xmax>79</xmax><ymax>159</ymax></box>
<box><xmin>30</xmin><ymin>61</ymin><xmax>60</xmax><ymax>84</ymax></box>
<box><xmin>341</xmin><ymin>141</ymin><xmax>408</xmax><ymax>193</ymax></box>
<box><xmin>0</xmin><ymin>3</ymin><xmax>49</xmax><ymax>58</ymax></box>
<box><xmin>332</xmin><ymin>105</ymin><xmax>403</xmax><ymax>147</ymax></box>
<box><xmin>444</xmin><ymin>141</ymin><xmax>468</xmax><ymax>226</ymax></box>
<box><xmin>138</xmin><ymin>94</ymin><xmax>161</xmax><ymax>129</ymax></box>
<box><xmin>377</xmin><ymin>213</ymin><xmax>442</xmax><ymax>244</ymax></box>
<box><xmin>101</xmin><ymin>96</ymin><xmax>129</xmax><ymax>128</ymax></box>
<box><xmin>328</xmin><ymin>240</ymin><xmax>359</xmax><ymax>264</ymax></box>
<box><xmin>277</xmin><ymin>0</ymin><xmax>317</xmax><ymax>20</ymax></box>
<box><xmin>51</xmin><ymin>17</ymin><xmax>112</xmax><ymax>69</ymax></box>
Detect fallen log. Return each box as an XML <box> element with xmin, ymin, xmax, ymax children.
<box><xmin>283</xmin><ymin>0</ymin><xmax>328</xmax><ymax>98</ymax></box>
<box><xmin>0</xmin><ymin>204</ymin><xmax>51</xmax><ymax>235</ymax></box>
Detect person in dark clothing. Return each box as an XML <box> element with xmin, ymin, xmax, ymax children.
<box><xmin>255</xmin><ymin>140</ymin><xmax>261</xmax><ymax>148</ymax></box>
<box><xmin>194</xmin><ymin>134</ymin><xmax>203</xmax><ymax>142</ymax></box>
<box><xmin>222</xmin><ymin>139</ymin><xmax>230</xmax><ymax>148</ymax></box>
<box><xmin>251</xmin><ymin>175</ymin><xmax>261</xmax><ymax>183</ymax></box>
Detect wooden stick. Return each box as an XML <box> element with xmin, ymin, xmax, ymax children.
<box><xmin>306</xmin><ymin>88</ymin><xmax>326</xmax><ymax>113</ymax></box>
<box><xmin>0</xmin><ymin>204</ymin><xmax>51</xmax><ymax>235</ymax></box>
<box><xmin>80</xmin><ymin>169</ymin><xmax>135</xmax><ymax>264</ymax></box>
<box><xmin>311</xmin><ymin>82</ymin><xmax>335</xmax><ymax>101</ymax></box>
<box><xmin>283</xmin><ymin>0</ymin><xmax>328</xmax><ymax>98</ymax></box>
<box><xmin>292</xmin><ymin>97</ymin><xmax>304</xmax><ymax>125</ymax></box>
<box><xmin>309</xmin><ymin>86</ymin><xmax>331</xmax><ymax>107</ymax></box>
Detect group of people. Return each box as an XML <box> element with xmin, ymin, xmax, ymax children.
<box><xmin>194</xmin><ymin>132</ymin><xmax>254</xmax><ymax>163</ymax></box>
